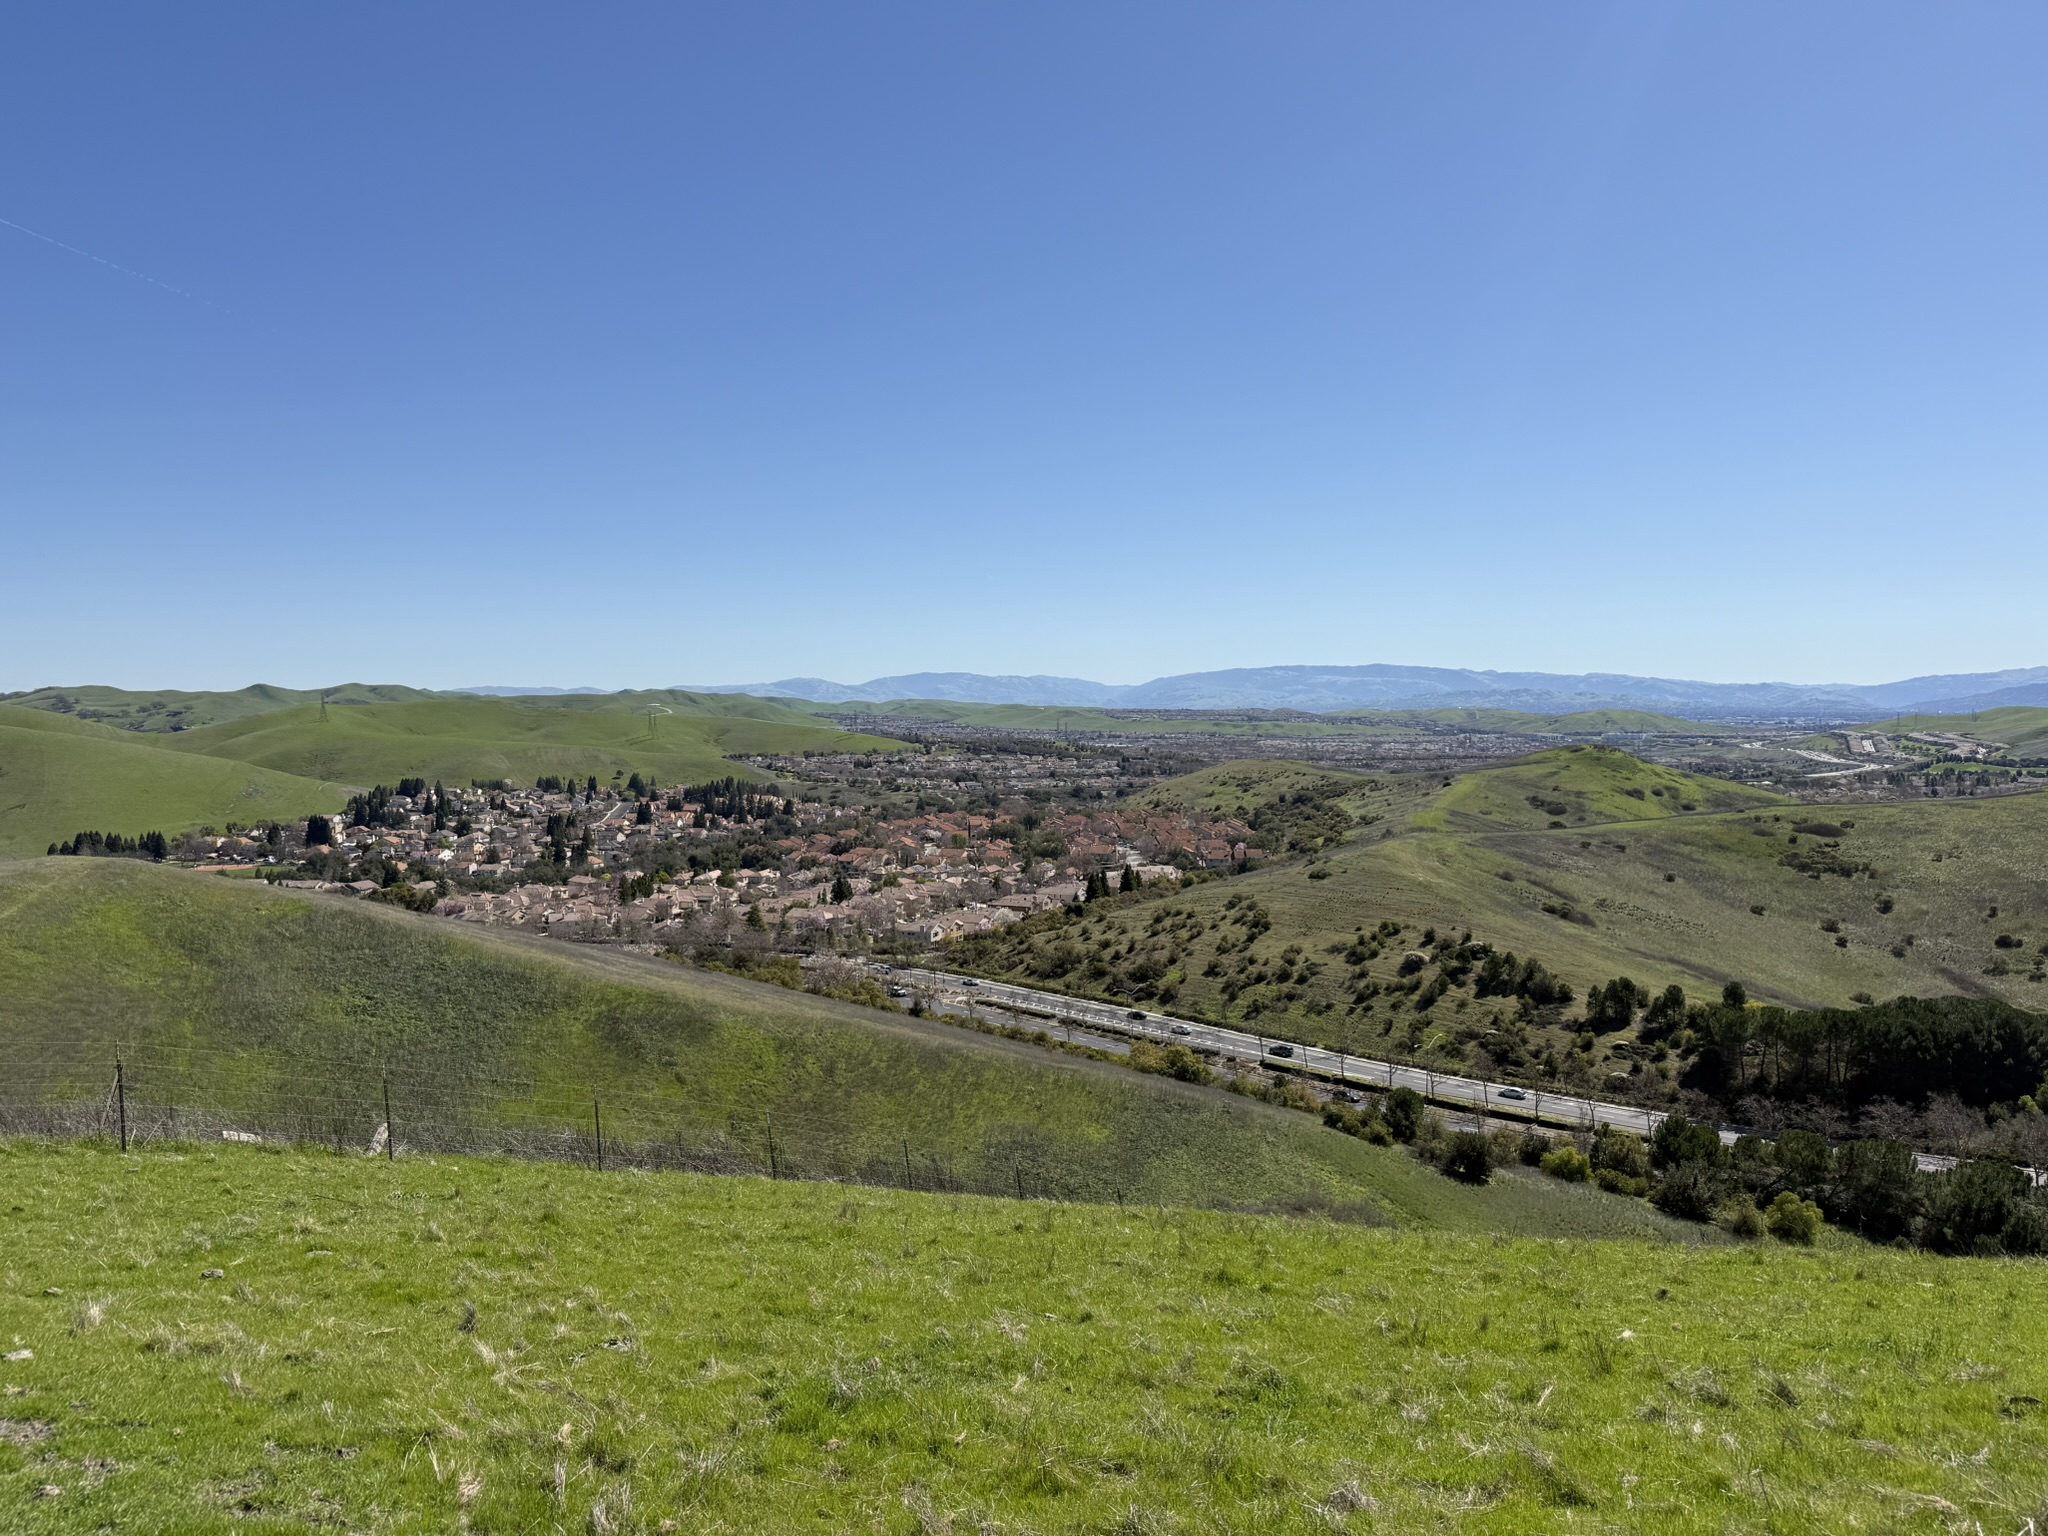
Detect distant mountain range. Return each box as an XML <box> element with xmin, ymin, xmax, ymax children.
<box><xmin>674</xmin><ymin>664</ymin><xmax>2048</xmax><ymax>720</ymax></box>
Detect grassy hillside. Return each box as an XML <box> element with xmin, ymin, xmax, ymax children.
<box><xmin>3</xmin><ymin>1140</ymin><xmax>2044</xmax><ymax>1533</ymax></box>
<box><xmin>1865</xmin><ymin>706</ymin><xmax>2048</xmax><ymax>755</ymax></box>
<box><xmin>1413</xmin><ymin>744</ymin><xmax>1783</xmax><ymax>832</ymax></box>
<box><xmin>954</xmin><ymin>750</ymin><xmax>2048</xmax><ymax>1098</ymax></box>
<box><xmin>0</xmin><ymin>859</ymin><xmax>1691</xmax><ymax>1237</ymax></box>
<box><xmin>0</xmin><ymin>683</ymin><xmax>446</xmax><ymax>733</ymax></box>
<box><xmin>153</xmin><ymin>694</ymin><xmax>904</xmax><ymax>789</ymax></box>
<box><xmin>0</xmin><ymin>706</ymin><xmax>341</xmax><ymax>857</ymax></box>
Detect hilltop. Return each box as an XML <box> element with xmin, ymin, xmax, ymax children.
<box><xmin>152</xmin><ymin>693</ymin><xmax>903</xmax><ymax>789</ymax></box>
<box><xmin>0</xmin><ymin>683</ymin><xmax>448</xmax><ymax>733</ymax></box>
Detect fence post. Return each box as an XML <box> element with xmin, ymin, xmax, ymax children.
<box><xmin>383</xmin><ymin>1078</ymin><xmax>395</xmax><ymax>1161</ymax></box>
<box><xmin>1014</xmin><ymin>1162</ymin><xmax>1024</xmax><ymax>1201</ymax></box>
<box><xmin>593</xmin><ymin>1097</ymin><xmax>604</xmax><ymax>1171</ymax></box>
<box><xmin>116</xmin><ymin>1057</ymin><xmax>128</xmax><ymax>1153</ymax></box>
<box><xmin>766</xmin><ymin>1115</ymin><xmax>779</xmax><ymax>1179</ymax></box>
<box><xmin>902</xmin><ymin>1138</ymin><xmax>912</xmax><ymax>1190</ymax></box>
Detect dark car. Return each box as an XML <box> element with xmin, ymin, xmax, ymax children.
<box><xmin>1127</xmin><ymin>1010</ymin><xmax>1147</xmax><ymax>1021</ymax></box>
<box><xmin>960</xmin><ymin>979</ymin><xmax>980</xmax><ymax>988</ymax></box>
<box><xmin>1267</xmin><ymin>1043</ymin><xmax>1295</xmax><ymax>1058</ymax></box>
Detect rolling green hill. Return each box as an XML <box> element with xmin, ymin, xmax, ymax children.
<box><xmin>0</xmin><ymin>682</ymin><xmax>447</xmax><ymax>733</ymax></box>
<box><xmin>954</xmin><ymin>749</ymin><xmax>2048</xmax><ymax>1095</ymax></box>
<box><xmin>0</xmin><ymin>858</ymin><xmax>1692</xmax><ymax>1238</ymax></box>
<box><xmin>1865</xmin><ymin>706</ymin><xmax>2048</xmax><ymax>756</ymax></box>
<box><xmin>0</xmin><ymin>706</ymin><xmax>342</xmax><ymax>857</ymax></box>
<box><xmin>152</xmin><ymin>693</ymin><xmax>905</xmax><ymax>789</ymax></box>
<box><xmin>1413</xmin><ymin>744</ymin><xmax>1783</xmax><ymax>831</ymax></box>
<box><xmin>4</xmin><ymin>1140</ymin><xmax>2042</xmax><ymax>1534</ymax></box>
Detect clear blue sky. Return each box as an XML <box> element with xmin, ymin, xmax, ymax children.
<box><xmin>3</xmin><ymin>2</ymin><xmax>2043</xmax><ymax>691</ymax></box>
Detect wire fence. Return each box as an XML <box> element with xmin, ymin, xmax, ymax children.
<box><xmin>0</xmin><ymin>1042</ymin><xmax>1147</xmax><ymax>1206</ymax></box>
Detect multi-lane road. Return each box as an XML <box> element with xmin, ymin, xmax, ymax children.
<box><xmin>880</xmin><ymin>964</ymin><xmax>1667</xmax><ymax>1134</ymax></box>
<box><xmin>879</xmin><ymin>964</ymin><xmax>1983</xmax><ymax>1176</ymax></box>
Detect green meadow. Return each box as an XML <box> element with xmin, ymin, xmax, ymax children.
<box><xmin>0</xmin><ymin>708</ymin><xmax>340</xmax><ymax>858</ymax></box>
<box><xmin>2</xmin><ymin>1140</ymin><xmax>2043</xmax><ymax>1533</ymax></box>
<box><xmin>0</xmin><ymin>689</ymin><xmax>904</xmax><ymax>851</ymax></box>
<box><xmin>153</xmin><ymin>693</ymin><xmax>903</xmax><ymax>789</ymax></box>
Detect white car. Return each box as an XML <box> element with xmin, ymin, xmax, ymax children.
<box><xmin>1170</xmin><ymin>1023</ymin><xmax>1192</xmax><ymax>1036</ymax></box>
<box><xmin>1497</xmin><ymin>1086</ymin><xmax>1528</xmax><ymax>1101</ymax></box>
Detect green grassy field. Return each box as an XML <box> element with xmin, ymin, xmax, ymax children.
<box><xmin>0</xmin><ymin>708</ymin><xmax>342</xmax><ymax>858</ymax></box>
<box><xmin>0</xmin><ymin>690</ymin><xmax>904</xmax><ymax>851</ymax></box>
<box><xmin>2</xmin><ymin>1139</ymin><xmax>2043</xmax><ymax>1533</ymax></box>
<box><xmin>0</xmin><ymin>683</ymin><xmax>448</xmax><ymax>733</ymax></box>
<box><xmin>954</xmin><ymin>749</ymin><xmax>2048</xmax><ymax>1091</ymax></box>
<box><xmin>0</xmin><ymin>859</ymin><xmax>1702</xmax><ymax>1237</ymax></box>
<box><xmin>150</xmin><ymin>693</ymin><xmax>903</xmax><ymax>790</ymax></box>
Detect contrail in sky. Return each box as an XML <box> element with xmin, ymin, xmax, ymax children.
<box><xmin>0</xmin><ymin>214</ymin><xmax>209</xmax><ymax>303</ymax></box>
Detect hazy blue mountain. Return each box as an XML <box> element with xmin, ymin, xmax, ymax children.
<box><xmin>684</xmin><ymin>664</ymin><xmax>2048</xmax><ymax>719</ymax></box>
<box><xmin>455</xmin><ymin>685</ymin><xmax>615</xmax><ymax>696</ymax></box>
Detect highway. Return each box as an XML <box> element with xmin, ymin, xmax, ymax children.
<box><xmin>878</xmin><ymin>964</ymin><xmax>1978</xmax><ymax>1176</ymax></box>
<box><xmin>879</xmin><ymin>964</ymin><xmax>1668</xmax><ymax>1135</ymax></box>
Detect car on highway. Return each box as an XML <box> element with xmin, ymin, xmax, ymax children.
<box><xmin>959</xmin><ymin>979</ymin><xmax>980</xmax><ymax>988</ymax></box>
<box><xmin>1267</xmin><ymin>1043</ymin><xmax>1295</xmax><ymax>1058</ymax></box>
<box><xmin>887</xmin><ymin>986</ymin><xmax>910</xmax><ymax>998</ymax></box>
<box><xmin>1170</xmin><ymin>1023</ymin><xmax>1192</xmax><ymax>1036</ymax></box>
<box><xmin>1497</xmin><ymin>1086</ymin><xmax>1528</xmax><ymax>1101</ymax></box>
<box><xmin>1126</xmin><ymin>1010</ymin><xmax>1147</xmax><ymax>1021</ymax></box>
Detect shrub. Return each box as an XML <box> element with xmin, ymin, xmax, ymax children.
<box><xmin>1590</xmin><ymin>1125</ymin><xmax>1649</xmax><ymax>1180</ymax></box>
<box><xmin>1540</xmin><ymin>1146</ymin><xmax>1591</xmax><ymax>1182</ymax></box>
<box><xmin>1593</xmin><ymin>1168</ymin><xmax>1650</xmax><ymax>1198</ymax></box>
<box><xmin>1715</xmin><ymin>1195</ymin><xmax>1766</xmax><ymax>1238</ymax></box>
<box><xmin>1650</xmin><ymin>1163</ymin><xmax>1722</xmax><ymax>1222</ymax></box>
<box><xmin>1383</xmin><ymin>1086</ymin><xmax>1424</xmax><ymax>1143</ymax></box>
<box><xmin>1517</xmin><ymin>1130</ymin><xmax>1551</xmax><ymax>1166</ymax></box>
<box><xmin>1765</xmin><ymin>1192</ymin><xmax>1823</xmax><ymax>1245</ymax></box>
<box><xmin>1439</xmin><ymin>1131</ymin><xmax>1494</xmax><ymax>1185</ymax></box>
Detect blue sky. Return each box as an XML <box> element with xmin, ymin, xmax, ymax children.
<box><xmin>3</xmin><ymin>2</ymin><xmax>2043</xmax><ymax>691</ymax></box>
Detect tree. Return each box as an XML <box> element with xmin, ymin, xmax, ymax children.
<box><xmin>1919</xmin><ymin>1159</ymin><xmax>2028</xmax><ymax>1255</ymax></box>
<box><xmin>1643</xmin><ymin>984</ymin><xmax>1687</xmax><ymax>1030</ymax></box>
<box><xmin>1651</xmin><ymin>1113</ymin><xmax>1723</xmax><ymax>1170</ymax></box>
<box><xmin>1586</xmin><ymin>977</ymin><xmax>1645</xmax><ymax>1030</ymax></box>
<box><xmin>1120</xmin><ymin>865</ymin><xmax>1142</xmax><ymax>894</ymax></box>
<box><xmin>830</xmin><ymin>873</ymin><xmax>853</xmax><ymax>904</ymax></box>
<box><xmin>1772</xmin><ymin>1129</ymin><xmax>1830</xmax><ymax>1191</ymax></box>
<box><xmin>1722</xmin><ymin>980</ymin><xmax>1749</xmax><ymax>1009</ymax></box>
<box><xmin>1383</xmin><ymin>1086</ymin><xmax>1424</xmax><ymax>1143</ymax></box>
<box><xmin>1441</xmin><ymin>1131</ymin><xmax>1493</xmax><ymax>1184</ymax></box>
<box><xmin>1825</xmin><ymin>1139</ymin><xmax>1919</xmax><ymax>1242</ymax></box>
